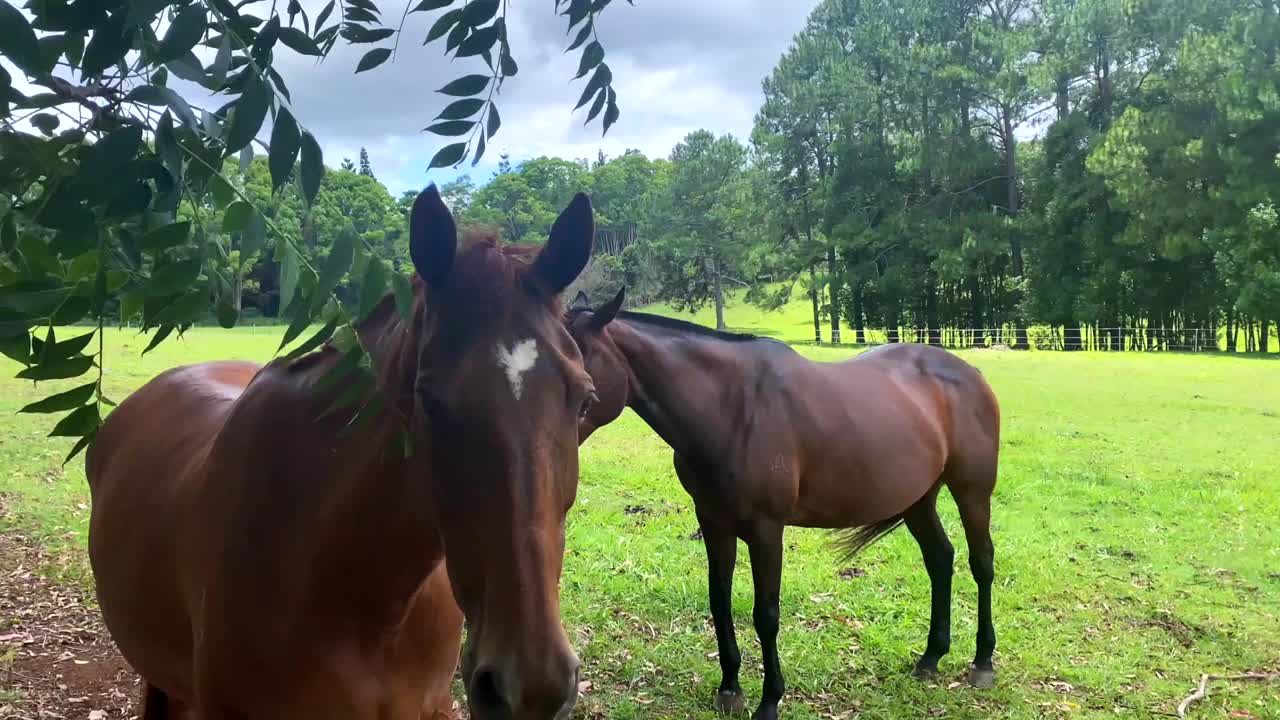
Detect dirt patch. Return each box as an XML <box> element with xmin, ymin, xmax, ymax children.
<box><xmin>0</xmin><ymin>530</ymin><xmax>138</xmax><ymax>719</ymax></box>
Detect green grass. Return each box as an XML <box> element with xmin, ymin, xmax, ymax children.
<box><xmin>1</xmin><ymin>305</ymin><xmax>1278</xmax><ymax>719</ymax></box>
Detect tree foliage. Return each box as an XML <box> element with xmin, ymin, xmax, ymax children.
<box><xmin>0</xmin><ymin>0</ymin><xmax>631</xmax><ymax>459</ymax></box>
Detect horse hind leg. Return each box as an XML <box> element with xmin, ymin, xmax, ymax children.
<box><xmin>902</xmin><ymin>486</ymin><xmax>954</xmax><ymax>680</ymax></box>
<box><xmin>948</xmin><ymin>461</ymin><xmax>998</xmax><ymax>689</ymax></box>
<box><xmin>141</xmin><ymin>684</ymin><xmax>194</xmax><ymax>720</ymax></box>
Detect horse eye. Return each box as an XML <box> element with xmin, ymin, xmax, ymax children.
<box><xmin>579</xmin><ymin>390</ymin><xmax>599</xmax><ymax>419</ymax></box>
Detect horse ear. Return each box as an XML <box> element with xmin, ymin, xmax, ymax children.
<box><xmin>533</xmin><ymin>192</ymin><xmax>593</xmax><ymax>294</ymax></box>
<box><xmin>589</xmin><ymin>285</ymin><xmax>625</xmax><ymax>330</ymax></box>
<box><xmin>570</xmin><ymin>290</ymin><xmax>591</xmax><ymax>311</ymax></box>
<box><xmin>409</xmin><ymin>184</ymin><xmax>456</xmax><ymax>287</ymax></box>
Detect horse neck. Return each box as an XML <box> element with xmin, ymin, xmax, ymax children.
<box><xmin>609</xmin><ymin>319</ymin><xmax>749</xmax><ymax>458</ymax></box>
<box><xmin>306</xmin><ymin>291</ymin><xmax>442</xmax><ymax>625</ymax></box>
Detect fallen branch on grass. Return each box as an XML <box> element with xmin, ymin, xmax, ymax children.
<box><xmin>1176</xmin><ymin>671</ymin><xmax>1279</xmax><ymax>718</ymax></box>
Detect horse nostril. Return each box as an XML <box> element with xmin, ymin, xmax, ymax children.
<box><xmin>470</xmin><ymin>665</ymin><xmax>509</xmax><ymax>715</ymax></box>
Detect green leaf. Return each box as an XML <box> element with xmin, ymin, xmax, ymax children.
<box><xmin>428</xmin><ymin>142</ymin><xmax>466</xmax><ymax>169</ymax></box>
<box><xmin>41</xmin><ymin>330</ymin><xmax>96</xmax><ymax>362</ymax></box>
<box><xmin>575</xmin><ymin>62</ymin><xmax>611</xmax><ymax>109</ymax></box>
<box><xmin>277</xmin><ymin>295</ymin><xmax>314</xmax><ymax>350</ymax></box>
<box><xmin>82</xmin><ymin>126</ymin><xmax>143</xmax><ymax>178</ymax></box>
<box><xmin>355</xmin><ymin>47</ymin><xmax>392</xmax><ymax>73</ymax></box>
<box><xmin>140</xmin><ymin>221</ymin><xmax>191</xmax><ymax>253</ymax></box>
<box><xmin>19</xmin><ymin>382</ymin><xmax>98</xmax><ymax>414</ymax></box>
<box><xmin>316</xmin><ymin>0</ymin><xmax>336</xmax><ymax>28</ymax></box>
<box><xmin>566</xmin><ymin>22</ymin><xmax>592</xmax><ymax>53</ymax></box>
<box><xmin>472</xmin><ymin>130</ymin><xmax>486</xmax><ymax>166</ymax></box>
<box><xmin>63</xmin><ymin>430</ymin><xmax>96</xmax><ymax>465</ymax></box>
<box><xmin>575</xmin><ymin>40</ymin><xmax>603</xmax><ymax>79</ymax></box>
<box><xmin>155</xmin><ymin>110</ymin><xmax>183</xmax><ymax>187</ymax></box>
<box><xmin>279</xmin><ymin>244</ymin><xmax>301</xmax><ymax>313</ymax></box>
<box><xmin>0</xmin><ymin>332</ymin><xmax>30</xmax><ymax>365</ymax></box>
<box><xmin>500</xmin><ymin>47</ymin><xmax>517</xmax><ymax>77</ymax></box>
<box><xmin>456</xmin><ymin>25</ymin><xmax>497</xmax><ymax>57</ymax></box>
<box><xmin>0</xmin><ymin>0</ymin><xmax>42</xmax><ymax>76</ymax></box>
<box><xmin>279</xmin><ymin>26</ymin><xmax>323</xmax><ymax>55</ymax></box>
<box><xmin>241</xmin><ymin>209</ymin><xmax>267</xmax><ymax>264</ymax></box>
<box><xmin>141</xmin><ymin>324</ymin><xmax>174</xmax><ymax>355</ymax></box>
<box><xmin>157</xmin><ymin>5</ymin><xmax>208</xmax><ymax>64</ymax></box>
<box><xmin>313</xmin><ymin>230</ymin><xmax>354</xmax><ymax>310</ymax></box>
<box><xmin>437</xmin><ymin>74</ymin><xmax>489</xmax><ymax>97</ymax></box>
<box><xmin>299</xmin><ymin>129</ymin><xmax>323</xmax><ymax>205</ymax></box>
<box><xmin>284</xmin><ymin>316</ymin><xmax>339</xmax><ymax>359</ymax></box>
<box><xmin>425</xmin><ymin>120</ymin><xmax>473</xmax><ymax>136</ymax></box>
<box><xmin>125</xmin><ymin>84</ymin><xmax>199</xmax><ymax>129</ymax></box>
<box><xmin>165</xmin><ymin>52</ymin><xmax>208</xmax><ymax>86</ymax></box>
<box><xmin>0</xmin><ymin>283</ymin><xmax>67</xmax><ymax>317</ymax></box>
<box><xmin>222</xmin><ymin>201</ymin><xmax>253</xmax><ymax>233</ymax></box>
<box><xmin>154</xmin><ymin>289</ymin><xmax>208</xmax><ymax>326</ymax></box>
<box><xmin>31</xmin><ymin>113</ymin><xmax>59</xmax><ymax>135</ymax></box>
<box><xmin>211</xmin><ymin>32</ymin><xmax>232</xmax><ymax>87</ymax></box>
<box><xmin>487</xmin><ymin>103</ymin><xmax>500</xmax><ymax>137</ymax></box>
<box><xmin>49</xmin><ymin>404</ymin><xmax>100</xmax><ymax>438</ymax></box>
<box><xmin>436</xmin><ymin>98</ymin><xmax>484</xmax><ymax>120</ymax></box>
<box><xmin>16</xmin><ymin>355</ymin><xmax>94</xmax><ymax>380</ymax></box>
<box><xmin>80</xmin><ymin>12</ymin><xmax>128</xmax><ymax>78</ymax></box>
<box><xmin>146</xmin><ymin>259</ymin><xmax>203</xmax><ymax>297</ymax></box>
<box><xmin>603</xmin><ymin>88</ymin><xmax>619</xmax><ymax>134</ymax></box>
<box><xmin>391</xmin><ymin>272</ymin><xmax>414</xmax><ymax>321</ymax></box>
<box><xmin>1</xmin><ymin>211</ymin><xmax>16</xmax><ymax>254</ymax></box>
<box><xmin>585</xmin><ymin>85</ymin><xmax>606</xmax><ymax>123</ymax></box>
<box><xmin>210</xmin><ymin>174</ymin><xmax>235</xmax><ymax>210</ymax></box>
<box><xmin>424</xmin><ymin>8</ymin><xmax>462</xmax><ymax>43</ymax></box>
<box><xmin>119</xmin><ymin>290</ymin><xmax>144</xmax><ymax>323</ymax></box>
<box><xmin>319</xmin><ymin>367</ymin><xmax>372</xmax><ymax>418</ymax></box>
<box><xmin>268</xmin><ymin>107</ymin><xmax>301</xmax><ymax>192</ymax></box>
<box><xmin>445</xmin><ymin>21</ymin><xmax>469</xmax><ymax>52</ymax></box>
<box><xmin>51</xmin><ymin>297</ymin><xmax>90</xmax><ymax>325</ymax></box>
<box><xmin>225</xmin><ymin>72</ymin><xmax>271</xmax><ymax>156</ymax></box>
<box><xmin>412</xmin><ymin>0</ymin><xmax>455</xmax><ymax>12</ymax></box>
<box><xmin>358</xmin><ymin>258</ymin><xmax>387</xmax><ymax>321</ymax></box>
<box><xmin>461</xmin><ymin>0</ymin><xmax>498</xmax><ymax>26</ymax></box>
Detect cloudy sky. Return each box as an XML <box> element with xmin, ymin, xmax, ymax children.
<box><xmin>274</xmin><ymin>0</ymin><xmax>823</xmax><ymax>195</ymax></box>
<box><xmin>3</xmin><ymin>1</ymin><xmax>821</xmax><ymax>196</ymax></box>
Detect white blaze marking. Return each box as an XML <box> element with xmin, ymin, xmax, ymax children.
<box><xmin>495</xmin><ymin>338</ymin><xmax>539</xmax><ymax>400</ymax></box>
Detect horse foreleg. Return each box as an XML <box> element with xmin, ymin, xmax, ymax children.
<box><xmin>698</xmin><ymin>512</ymin><xmax>745</xmax><ymax>714</ymax></box>
<box><xmin>746</xmin><ymin>523</ymin><xmax>785</xmax><ymax>720</ymax></box>
<box><xmin>903</xmin><ymin>490</ymin><xmax>955</xmax><ymax>679</ymax></box>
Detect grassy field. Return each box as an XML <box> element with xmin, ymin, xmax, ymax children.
<box><xmin>1</xmin><ymin>302</ymin><xmax>1278</xmax><ymax>719</ymax></box>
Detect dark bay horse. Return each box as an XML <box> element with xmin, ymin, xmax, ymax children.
<box><xmin>567</xmin><ymin>289</ymin><xmax>1001</xmax><ymax>720</ymax></box>
<box><xmin>84</xmin><ymin>186</ymin><xmax>601</xmax><ymax>720</ymax></box>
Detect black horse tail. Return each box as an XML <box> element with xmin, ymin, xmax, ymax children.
<box><xmin>830</xmin><ymin>515</ymin><xmax>905</xmax><ymax>564</ymax></box>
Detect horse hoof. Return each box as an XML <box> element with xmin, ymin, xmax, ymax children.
<box><xmin>968</xmin><ymin>666</ymin><xmax>996</xmax><ymax>689</ymax></box>
<box><xmin>911</xmin><ymin>665</ymin><xmax>939</xmax><ymax>681</ymax></box>
<box><xmin>714</xmin><ymin>689</ymin><xmax>746</xmax><ymax>714</ymax></box>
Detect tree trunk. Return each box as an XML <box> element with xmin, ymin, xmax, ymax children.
<box><xmin>1002</xmin><ymin>108</ymin><xmax>1029</xmax><ymax>350</ymax></box>
<box><xmin>1056</xmin><ymin>72</ymin><xmax>1071</xmax><ymax>120</ymax></box>
<box><xmin>712</xmin><ymin>256</ymin><xmax>726</xmax><ymax>331</ymax></box>
<box><xmin>926</xmin><ymin>278</ymin><xmax>941</xmax><ymax>347</ymax></box>
<box><xmin>809</xmin><ymin>263</ymin><xmax>822</xmax><ymax>344</ymax></box>
<box><xmin>827</xmin><ymin>246</ymin><xmax>841</xmax><ymax>344</ymax></box>
<box><xmin>1226</xmin><ymin>309</ymin><xmax>1237</xmax><ymax>352</ymax></box>
<box><xmin>1264</xmin><ymin>318</ymin><xmax>1272</xmax><ymax>353</ymax></box>
<box><xmin>852</xmin><ymin>282</ymin><xmax>866</xmax><ymax>344</ymax></box>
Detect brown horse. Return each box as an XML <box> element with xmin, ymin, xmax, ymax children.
<box><xmin>566</xmin><ymin>288</ymin><xmax>1001</xmax><ymax>720</ymax></box>
<box><xmin>85</xmin><ymin>186</ymin><xmax>600</xmax><ymax>720</ymax></box>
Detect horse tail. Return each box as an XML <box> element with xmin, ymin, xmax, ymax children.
<box><xmin>141</xmin><ymin>683</ymin><xmax>170</xmax><ymax>720</ymax></box>
<box><xmin>829</xmin><ymin>515</ymin><xmax>905</xmax><ymax>564</ymax></box>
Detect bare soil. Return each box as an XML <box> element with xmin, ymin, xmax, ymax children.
<box><xmin>0</xmin><ymin>529</ymin><xmax>138</xmax><ymax>720</ymax></box>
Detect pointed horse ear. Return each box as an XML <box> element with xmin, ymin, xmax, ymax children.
<box><xmin>589</xmin><ymin>285</ymin><xmax>625</xmax><ymax>330</ymax></box>
<box><xmin>409</xmin><ymin>184</ymin><xmax>456</xmax><ymax>287</ymax></box>
<box><xmin>533</xmin><ymin>192</ymin><xmax>594</xmax><ymax>294</ymax></box>
<box><xmin>570</xmin><ymin>290</ymin><xmax>591</xmax><ymax>311</ymax></box>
